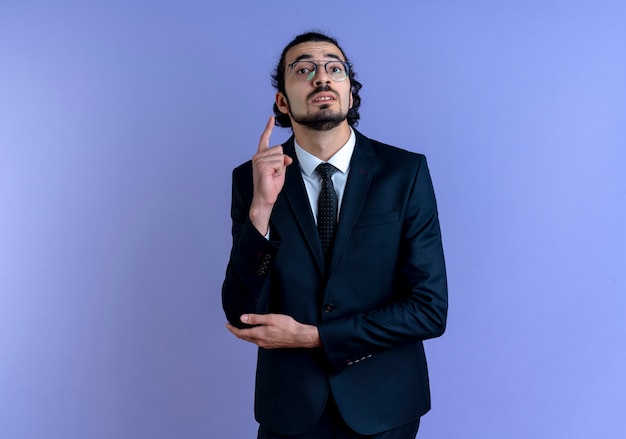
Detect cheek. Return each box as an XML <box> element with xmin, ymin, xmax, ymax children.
<box><xmin>341</xmin><ymin>83</ymin><xmax>353</xmax><ymax>109</ymax></box>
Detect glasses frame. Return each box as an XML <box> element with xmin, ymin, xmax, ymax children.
<box><xmin>287</xmin><ymin>60</ymin><xmax>351</xmax><ymax>82</ymax></box>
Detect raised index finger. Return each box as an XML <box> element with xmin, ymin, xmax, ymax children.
<box><xmin>258</xmin><ymin>116</ymin><xmax>275</xmax><ymax>153</ymax></box>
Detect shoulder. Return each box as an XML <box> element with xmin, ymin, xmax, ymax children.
<box><xmin>232</xmin><ymin>158</ymin><xmax>255</xmax><ymax>189</ymax></box>
<box><xmin>354</xmin><ymin>130</ymin><xmax>427</xmax><ymax>169</ymax></box>
<box><xmin>233</xmin><ymin>159</ymin><xmax>252</xmax><ymax>173</ymax></box>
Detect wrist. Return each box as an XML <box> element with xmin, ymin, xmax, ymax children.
<box><xmin>303</xmin><ymin>325</ymin><xmax>321</xmax><ymax>348</ymax></box>
<box><xmin>249</xmin><ymin>202</ymin><xmax>273</xmax><ymax>236</ymax></box>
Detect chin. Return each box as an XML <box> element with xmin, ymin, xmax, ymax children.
<box><xmin>291</xmin><ymin>107</ymin><xmax>348</xmax><ymax>131</ymax></box>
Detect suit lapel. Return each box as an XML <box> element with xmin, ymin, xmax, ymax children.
<box><xmin>275</xmin><ymin>138</ymin><xmax>325</xmax><ymax>273</ymax></box>
<box><xmin>329</xmin><ymin>132</ymin><xmax>375</xmax><ymax>274</ymax></box>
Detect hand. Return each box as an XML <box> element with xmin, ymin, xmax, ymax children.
<box><xmin>226</xmin><ymin>313</ymin><xmax>321</xmax><ymax>349</ymax></box>
<box><xmin>249</xmin><ymin>116</ymin><xmax>293</xmax><ymax>235</ymax></box>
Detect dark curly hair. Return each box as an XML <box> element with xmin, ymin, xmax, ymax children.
<box><xmin>271</xmin><ymin>32</ymin><xmax>363</xmax><ymax>128</ymax></box>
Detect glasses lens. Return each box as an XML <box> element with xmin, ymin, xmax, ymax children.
<box><xmin>292</xmin><ymin>61</ymin><xmax>317</xmax><ymax>81</ymax></box>
<box><xmin>326</xmin><ymin>61</ymin><xmax>348</xmax><ymax>81</ymax></box>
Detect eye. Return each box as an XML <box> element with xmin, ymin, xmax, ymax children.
<box><xmin>292</xmin><ymin>61</ymin><xmax>316</xmax><ymax>77</ymax></box>
<box><xmin>327</xmin><ymin>62</ymin><xmax>345</xmax><ymax>73</ymax></box>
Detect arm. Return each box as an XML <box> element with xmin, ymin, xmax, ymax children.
<box><xmin>221</xmin><ymin>117</ymin><xmax>289</xmax><ymax>327</ymax></box>
<box><xmin>222</xmin><ymin>117</ymin><xmax>319</xmax><ymax>347</ymax></box>
<box><xmin>222</xmin><ymin>188</ymin><xmax>322</xmax><ymax>345</ymax></box>
<box><xmin>318</xmin><ymin>155</ymin><xmax>448</xmax><ymax>374</ymax></box>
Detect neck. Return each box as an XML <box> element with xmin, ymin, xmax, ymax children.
<box><xmin>292</xmin><ymin>122</ymin><xmax>351</xmax><ymax>162</ymax></box>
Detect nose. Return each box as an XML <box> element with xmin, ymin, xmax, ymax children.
<box><xmin>313</xmin><ymin>66</ymin><xmax>331</xmax><ymax>85</ymax></box>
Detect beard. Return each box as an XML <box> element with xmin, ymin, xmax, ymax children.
<box><xmin>291</xmin><ymin>108</ymin><xmax>347</xmax><ymax>131</ymax></box>
<box><xmin>285</xmin><ymin>85</ymin><xmax>348</xmax><ymax>131</ymax></box>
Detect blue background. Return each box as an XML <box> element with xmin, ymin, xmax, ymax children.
<box><xmin>1</xmin><ymin>1</ymin><xmax>625</xmax><ymax>437</ymax></box>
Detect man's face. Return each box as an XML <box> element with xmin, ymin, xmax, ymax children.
<box><xmin>276</xmin><ymin>42</ymin><xmax>353</xmax><ymax>131</ymax></box>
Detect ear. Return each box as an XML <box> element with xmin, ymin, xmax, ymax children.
<box><xmin>275</xmin><ymin>92</ymin><xmax>290</xmax><ymax>115</ymax></box>
<box><xmin>349</xmin><ymin>90</ymin><xmax>354</xmax><ymax>109</ymax></box>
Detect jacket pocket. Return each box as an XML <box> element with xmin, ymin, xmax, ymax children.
<box><xmin>353</xmin><ymin>211</ymin><xmax>399</xmax><ymax>228</ymax></box>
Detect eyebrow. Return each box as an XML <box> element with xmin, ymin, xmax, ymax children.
<box><xmin>291</xmin><ymin>53</ymin><xmax>344</xmax><ymax>63</ymax></box>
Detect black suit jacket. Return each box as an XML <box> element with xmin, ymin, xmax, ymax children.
<box><xmin>222</xmin><ymin>130</ymin><xmax>447</xmax><ymax>435</ymax></box>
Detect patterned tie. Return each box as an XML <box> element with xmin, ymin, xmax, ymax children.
<box><xmin>315</xmin><ymin>163</ymin><xmax>338</xmax><ymax>261</ymax></box>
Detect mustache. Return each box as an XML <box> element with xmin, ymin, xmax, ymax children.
<box><xmin>307</xmin><ymin>84</ymin><xmax>338</xmax><ymax>101</ymax></box>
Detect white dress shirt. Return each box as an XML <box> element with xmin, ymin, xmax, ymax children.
<box><xmin>294</xmin><ymin>128</ymin><xmax>356</xmax><ymax>224</ymax></box>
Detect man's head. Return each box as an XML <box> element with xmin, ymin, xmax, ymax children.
<box><xmin>272</xmin><ymin>32</ymin><xmax>363</xmax><ymax>130</ymax></box>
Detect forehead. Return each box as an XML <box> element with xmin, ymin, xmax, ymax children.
<box><xmin>284</xmin><ymin>42</ymin><xmax>346</xmax><ymax>64</ymax></box>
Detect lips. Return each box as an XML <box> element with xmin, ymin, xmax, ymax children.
<box><xmin>311</xmin><ymin>93</ymin><xmax>337</xmax><ymax>104</ymax></box>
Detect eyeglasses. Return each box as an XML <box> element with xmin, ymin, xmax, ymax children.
<box><xmin>287</xmin><ymin>60</ymin><xmax>351</xmax><ymax>82</ymax></box>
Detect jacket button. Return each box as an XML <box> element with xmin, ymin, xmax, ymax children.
<box><xmin>323</xmin><ymin>303</ymin><xmax>335</xmax><ymax>313</ymax></box>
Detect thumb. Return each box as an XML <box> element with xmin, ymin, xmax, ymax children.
<box><xmin>241</xmin><ymin>313</ymin><xmax>267</xmax><ymax>325</ymax></box>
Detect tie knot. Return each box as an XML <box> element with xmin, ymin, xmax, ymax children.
<box><xmin>315</xmin><ymin>163</ymin><xmax>337</xmax><ymax>181</ymax></box>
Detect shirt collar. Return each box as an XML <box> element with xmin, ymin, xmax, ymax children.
<box><xmin>294</xmin><ymin>127</ymin><xmax>356</xmax><ymax>177</ymax></box>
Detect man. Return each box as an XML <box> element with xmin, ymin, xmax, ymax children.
<box><xmin>222</xmin><ymin>32</ymin><xmax>447</xmax><ymax>439</ymax></box>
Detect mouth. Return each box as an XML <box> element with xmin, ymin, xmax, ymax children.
<box><xmin>311</xmin><ymin>94</ymin><xmax>337</xmax><ymax>104</ymax></box>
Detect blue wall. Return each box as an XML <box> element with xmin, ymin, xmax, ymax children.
<box><xmin>1</xmin><ymin>1</ymin><xmax>625</xmax><ymax>437</ymax></box>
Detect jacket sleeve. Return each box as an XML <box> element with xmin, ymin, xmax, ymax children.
<box><xmin>221</xmin><ymin>163</ymin><xmax>279</xmax><ymax>328</ymax></box>
<box><xmin>317</xmin><ymin>155</ymin><xmax>448</xmax><ymax>374</ymax></box>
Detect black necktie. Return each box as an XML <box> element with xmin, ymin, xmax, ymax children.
<box><xmin>315</xmin><ymin>163</ymin><xmax>338</xmax><ymax>261</ymax></box>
